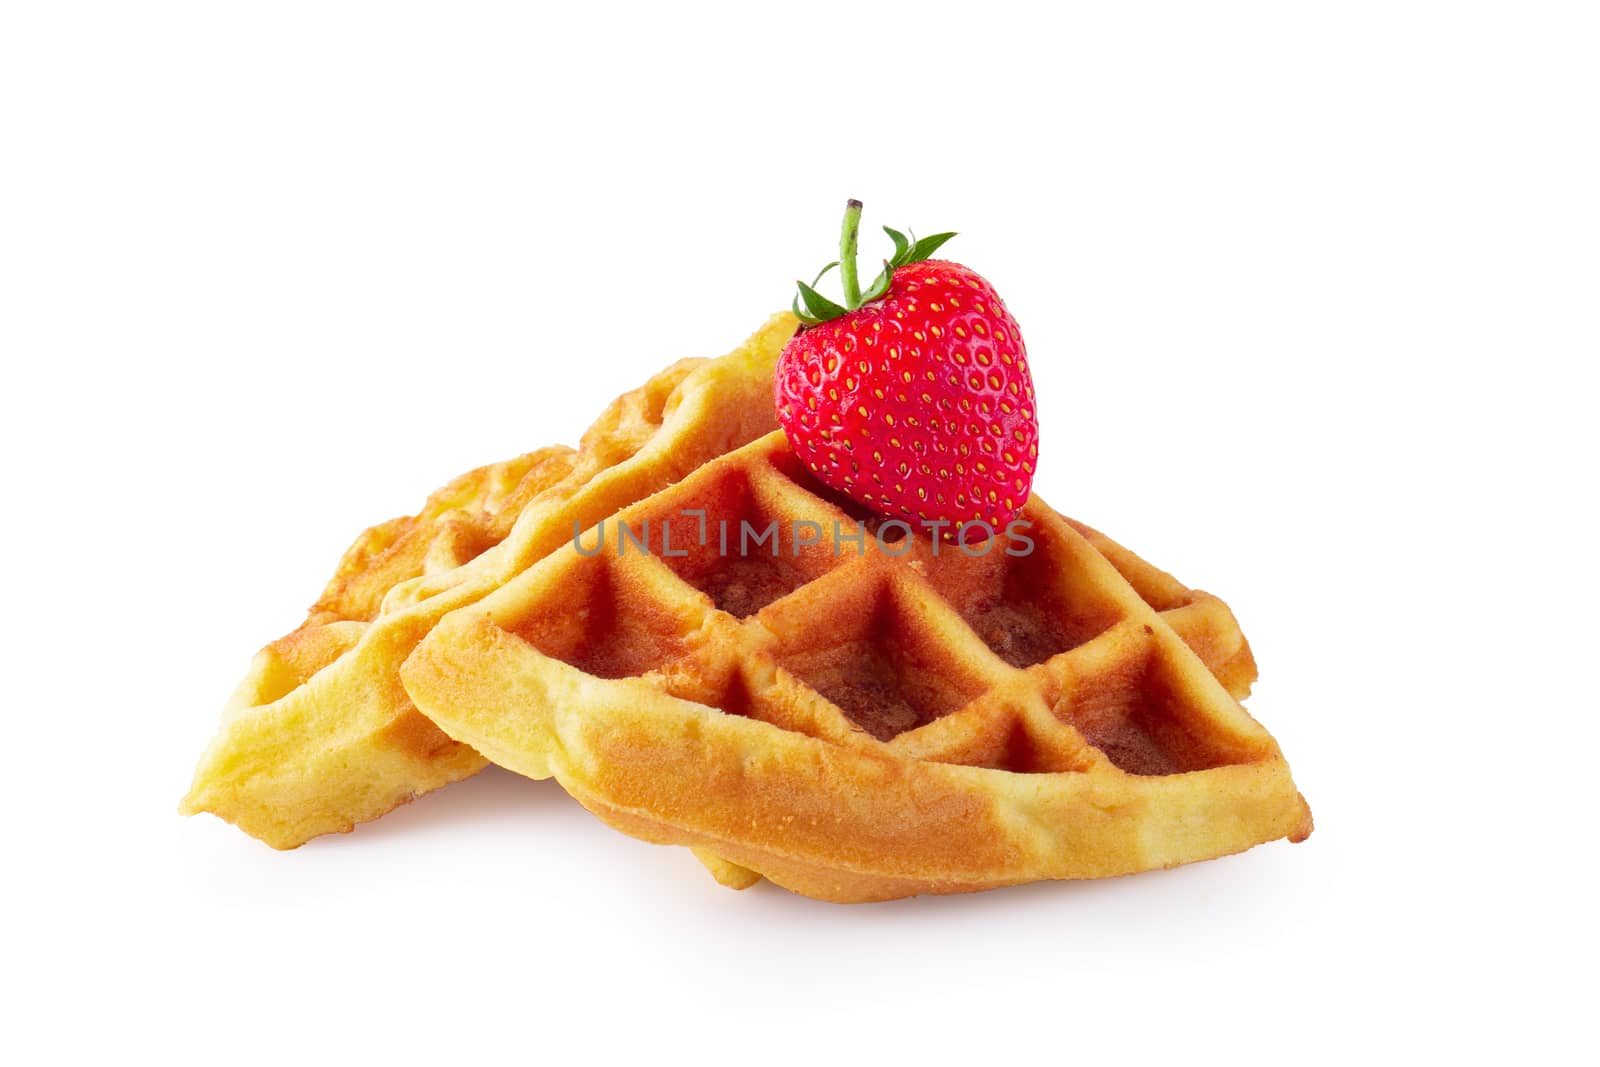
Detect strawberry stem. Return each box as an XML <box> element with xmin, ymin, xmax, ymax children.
<box><xmin>839</xmin><ymin>199</ymin><xmax>863</xmax><ymax>309</ymax></box>
<box><xmin>790</xmin><ymin>202</ymin><xmax>958</xmax><ymax>325</ymax></box>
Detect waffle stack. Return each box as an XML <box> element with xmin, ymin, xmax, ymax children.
<box><xmin>184</xmin><ymin>313</ymin><xmax>1310</xmax><ymax>901</ymax></box>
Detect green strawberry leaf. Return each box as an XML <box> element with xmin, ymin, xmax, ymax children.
<box><xmin>883</xmin><ymin>227</ymin><xmax>910</xmax><ymax>267</ymax></box>
<box><xmin>860</xmin><ymin>259</ymin><xmax>894</xmax><ymax>303</ymax></box>
<box><xmin>792</xmin><ymin>291</ymin><xmax>817</xmax><ymax>324</ymax></box>
<box><xmin>796</xmin><ymin>279</ymin><xmax>847</xmax><ymax>321</ymax></box>
<box><xmin>908</xmin><ymin>232</ymin><xmax>957</xmax><ymax>262</ymax></box>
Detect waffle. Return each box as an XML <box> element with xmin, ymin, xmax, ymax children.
<box><xmin>180</xmin><ymin>313</ymin><xmax>797</xmax><ymax>848</ymax></box>
<box><xmin>402</xmin><ymin>431</ymin><xmax>1312</xmax><ymax>902</ymax></box>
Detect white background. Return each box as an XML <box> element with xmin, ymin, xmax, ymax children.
<box><xmin>3</xmin><ymin>2</ymin><xmax>1595</xmax><ymax>1062</ymax></box>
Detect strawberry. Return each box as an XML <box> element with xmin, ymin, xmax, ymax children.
<box><xmin>775</xmin><ymin>200</ymin><xmax>1038</xmax><ymax>536</ymax></box>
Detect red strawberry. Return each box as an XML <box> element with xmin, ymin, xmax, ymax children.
<box><xmin>775</xmin><ymin>200</ymin><xmax>1038</xmax><ymax>535</ymax></box>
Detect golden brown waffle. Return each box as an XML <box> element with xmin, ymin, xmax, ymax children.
<box><xmin>180</xmin><ymin>313</ymin><xmax>797</xmax><ymax>848</ymax></box>
<box><xmin>402</xmin><ymin>431</ymin><xmax>1312</xmax><ymax>902</ymax></box>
